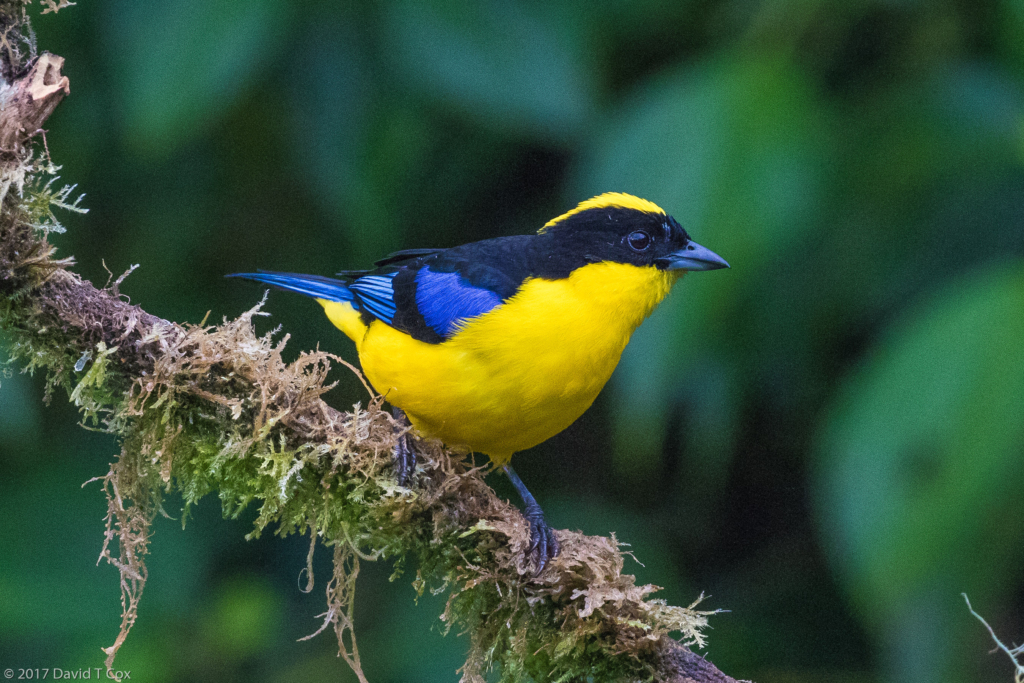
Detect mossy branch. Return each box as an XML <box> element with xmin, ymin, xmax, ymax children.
<box><xmin>0</xmin><ymin>6</ymin><xmax>744</xmax><ymax>683</ymax></box>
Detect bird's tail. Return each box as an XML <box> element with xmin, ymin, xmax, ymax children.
<box><xmin>226</xmin><ymin>271</ymin><xmax>355</xmax><ymax>303</ymax></box>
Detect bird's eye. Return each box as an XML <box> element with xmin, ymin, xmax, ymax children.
<box><xmin>627</xmin><ymin>231</ymin><xmax>652</xmax><ymax>251</ymax></box>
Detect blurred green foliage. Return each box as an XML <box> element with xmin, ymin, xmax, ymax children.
<box><xmin>2</xmin><ymin>0</ymin><xmax>1023</xmax><ymax>681</ymax></box>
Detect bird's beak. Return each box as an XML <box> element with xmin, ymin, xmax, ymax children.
<box><xmin>656</xmin><ymin>241</ymin><xmax>730</xmax><ymax>271</ymax></box>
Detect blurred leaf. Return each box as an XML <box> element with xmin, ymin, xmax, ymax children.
<box><xmin>575</xmin><ymin>55</ymin><xmax>826</xmax><ymax>478</ymax></box>
<box><xmin>0</xmin><ymin>364</ymin><xmax>41</xmax><ymax>449</ymax></box>
<box><xmin>0</xmin><ymin>472</ymin><xmax>119</xmax><ymax>636</ymax></box>
<box><xmin>997</xmin><ymin>0</ymin><xmax>1024</xmax><ymax>85</ymax></box>
<box><xmin>104</xmin><ymin>0</ymin><xmax>293</xmax><ymax>155</ymax></box>
<box><xmin>285</xmin><ymin>14</ymin><xmax>399</xmax><ymax>265</ymax></box>
<box><xmin>354</xmin><ymin>581</ymin><xmax>465</xmax><ymax>682</ymax></box>
<box><xmin>813</xmin><ymin>260</ymin><xmax>1024</xmax><ymax>682</ymax></box>
<box><xmin>748</xmin><ymin>63</ymin><xmax>1024</xmax><ymax>413</ymax></box>
<box><xmin>286</xmin><ymin>21</ymin><xmax>370</xmax><ymax>200</ymax></box>
<box><xmin>203</xmin><ymin>576</ymin><xmax>283</xmax><ymax>659</ymax></box>
<box><xmin>382</xmin><ymin>0</ymin><xmax>595</xmax><ymax>141</ymax></box>
<box><xmin>836</xmin><ymin>62</ymin><xmax>1024</xmax><ymax>213</ymax></box>
<box><xmin>924</xmin><ymin>63</ymin><xmax>1023</xmax><ymax>163</ymax></box>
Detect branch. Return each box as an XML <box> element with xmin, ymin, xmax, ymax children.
<box><xmin>0</xmin><ymin>9</ymin><xmax>745</xmax><ymax>683</ymax></box>
<box><xmin>963</xmin><ymin>594</ymin><xmax>1024</xmax><ymax>683</ymax></box>
<box><xmin>0</xmin><ymin>51</ymin><xmax>67</xmax><ymax>152</ymax></box>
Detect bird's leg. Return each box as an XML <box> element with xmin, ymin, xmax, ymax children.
<box><xmin>503</xmin><ymin>465</ymin><xmax>559</xmax><ymax>573</ymax></box>
<box><xmin>391</xmin><ymin>407</ymin><xmax>416</xmax><ymax>486</ymax></box>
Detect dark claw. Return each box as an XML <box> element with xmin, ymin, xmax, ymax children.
<box><xmin>523</xmin><ymin>503</ymin><xmax>560</xmax><ymax>573</ymax></box>
<box><xmin>504</xmin><ymin>465</ymin><xmax>560</xmax><ymax>573</ymax></box>
<box><xmin>391</xmin><ymin>407</ymin><xmax>416</xmax><ymax>486</ymax></box>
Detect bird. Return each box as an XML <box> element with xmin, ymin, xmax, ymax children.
<box><xmin>229</xmin><ymin>193</ymin><xmax>728</xmax><ymax>571</ymax></box>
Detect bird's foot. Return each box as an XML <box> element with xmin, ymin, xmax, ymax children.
<box><xmin>391</xmin><ymin>407</ymin><xmax>416</xmax><ymax>486</ymax></box>
<box><xmin>503</xmin><ymin>465</ymin><xmax>559</xmax><ymax>573</ymax></box>
<box><xmin>523</xmin><ymin>502</ymin><xmax>560</xmax><ymax>574</ymax></box>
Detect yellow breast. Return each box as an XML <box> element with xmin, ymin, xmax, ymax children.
<box><xmin>320</xmin><ymin>262</ymin><xmax>679</xmax><ymax>465</ymax></box>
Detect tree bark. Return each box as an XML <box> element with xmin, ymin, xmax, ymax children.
<box><xmin>0</xmin><ymin>52</ymin><xmax>69</xmax><ymax>154</ymax></box>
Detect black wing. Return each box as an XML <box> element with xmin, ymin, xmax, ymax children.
<box><xmin>373</xmin><ymin>248</ymin><xmax>446</xmax><ymax>268</ymax></box>
<box><xmin>334</xmin><ymin>249</ymin><xmax>445</xmax><ymax>278</ymax></box>
<box><xmin>332</xmin><ymin>235</ymin><xmax>548</xmax><ymax>344</ymax></box>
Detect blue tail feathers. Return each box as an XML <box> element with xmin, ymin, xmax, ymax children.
<box><xmin>226</xmin><ymin>271</ymin><xmax>355</xmax><ymax>303</ymax></box>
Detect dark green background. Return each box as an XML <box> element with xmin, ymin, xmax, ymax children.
<box><xmin>2</xmin><ymin>0</ymin><xmax>1023</xmax><ymax>681</ymax></box>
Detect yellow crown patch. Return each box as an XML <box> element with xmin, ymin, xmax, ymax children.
<box><xmin>539</xmin><ymin>193</ymin><xmax>666</xmax><ymax>233</ymax></box>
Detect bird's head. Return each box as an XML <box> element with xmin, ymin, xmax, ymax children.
<box><xmin>538</xmin><ymin>193</ymin><xmax>729</xmax><ymax>272</ymax></box>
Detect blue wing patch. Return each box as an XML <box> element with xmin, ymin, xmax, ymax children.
<box><xmin>349</xmin><ymin>272</ymin><xmax>399</xmax><ymax>324</ymax></box>
<box><xmin>415</xmin><ymin>268</ymin><xmax>502</xmax><ymax>337</ymax></box>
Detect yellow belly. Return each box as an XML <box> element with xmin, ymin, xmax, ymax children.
<box><xmin>320</xmin><ymin>262</ymin><xmax>679</xmax><ymax>465</ymax></box>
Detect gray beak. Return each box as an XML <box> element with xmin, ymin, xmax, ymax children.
<box><xmin>655</xmin><ymin>240</ymin><xmax>730</xmax><ymax>271</ymax></box>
